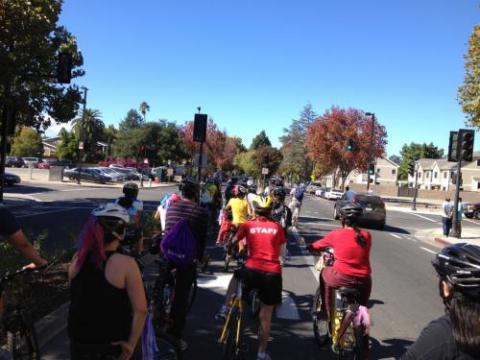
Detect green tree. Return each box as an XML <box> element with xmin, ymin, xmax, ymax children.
<box><xmin>56</xmin><ymin>127</ymin><xmax>78</xmax><ymax>160</ymax></box>
<box><xmin>253</xmin><ymin>146</ymin><xmax>283</xmax><ymax>176</ymax></box>
<box><xmin>72</xmin><ymin>108</ymin><xmax>105</xmax><ymax>161</ymax></box>
<box><xmin>1</xmin><ymin>0</ymin><xmax>85</xmax><ymax>129</ymax></box>
<box><xmin>101</xmin><ymin>125</ymin><xmax>118</xmax><ymax>157</ymax></box>
<box><xmin>119</xmin><ymin>109</ymin><xmax>143</xmax><ymax>130</ymax></box>
<box><xmin>10</xmin><ymin>128</ymin><xmax>43</xmax><ymax>157</ymax></box>
<box><xmin>459</xmin><ymin>25</ymin><xmax>480</xmax><ymax>127</ymax></box>
<box><xmin>250</xmin><ymin>130</ymin><xmax>271</xmax><ymax>150</ymax></box>
<box><xmin>398</xmin><ymin>142</ymin><xmax>444</xmax><ymax>180</ymax></box>
<box><xmin>233</xmin><ymin>150</ymin><xmax>258</xmax><ymax>176</ymax></box>
<box><xmin>388</xmin><ymin>154</ymin><xmax>401</xmax><ymax>165</ymax></box>
<box><xmin>139</xmin><ymin>101</ymin><xmax>150</xmax><ymax>122</ymax></box>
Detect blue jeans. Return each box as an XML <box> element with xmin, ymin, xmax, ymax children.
<box><xmin>442</xmin><ymin>217</ymin><xmax>452</xmax><ymax>237</ymax></box>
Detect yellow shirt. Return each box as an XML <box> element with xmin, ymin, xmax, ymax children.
<box><xmin>227</xmin><ymin>198</ymin><xmax>249</xmax><ymax>225</ymax></box>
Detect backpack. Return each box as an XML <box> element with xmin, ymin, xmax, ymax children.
<box><xmin>161</xmin><ymin>219</ymin><xmax>197</xmax><ymax>266</ymax></box>
<box><xmin>294</xmin><ymin>187</ymin><xmax>305</xmax><ymax>202</ymax></box>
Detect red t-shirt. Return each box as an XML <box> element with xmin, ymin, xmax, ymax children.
<box><xmin>236</xmin><ymin>218</ymin><xmax>286</xmax><ymax>274</ymax></box>
<box><xmin>309</xmin><ymin>228</ymin><xmax>372</xmax><ymax>277</ymax></box>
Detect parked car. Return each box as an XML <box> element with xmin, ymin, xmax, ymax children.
<box><xmin>22</xmin><ymin>157</ymin><xmax>40</xmax><ymax>168</ymax></box>
<box><xmin>1</xmin><ymin>172</ymin><xmax>21</xmax><ymax>186</ymax></box>
<box><xmin>65</xmin><ymin>167</ymin><xmax>110</xmax><ymax>184</ymax></box>
<box><xmin>37</xmin><ymin>158</ymin><xmax>61</xmax><ymax>169</ymax></box>
<box><xmin>464</xmin><ymin>202</ymin><xmax>480</xmax><ymax>219</ymax></box>
<box><xmin>333</xmin><ymin>191</ymin><xmax>386</xmax><ymax>229</ymax></box>
<box><xmin>5</xmin><ymin>156</ymin><xmax>24</xmax><ymax>168</ymax></box>
<box><xmin>95</xmin><ymin>167</ymin><xmax>126</xmax><ymax>183</ymax></box>
<box><xmin>325</xmin><ymin>188</ymin><xmax>344</xmax><ymax>200</ymax></box>
<box><xmin>109</xmin><ymin>165</ymin><xmax>147</xmax><ymax>181</ymax></box>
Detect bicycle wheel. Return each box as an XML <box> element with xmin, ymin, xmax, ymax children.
<box><xmin>222</xmin><ymin>308</ymin><xmax>244</xmax><ymax>360</ymax></box>
<box><xmin>312</xmin><ymin>285</ymin><xmax>329</xmax><ymax>347</ymax></box>
<box><xmin>186</xmin><ymin>276</ymin><xmax>197</xmax><ymax>313</ymax></box>
<box><xmin>153</xmin><ymin>275</ymin><xmax>174</xmax><ymax>334</ymax></box>
<box><xmin>4</xmin><ymin>323</ymin><xmax>40</xmax><ymax>360</ymax></box>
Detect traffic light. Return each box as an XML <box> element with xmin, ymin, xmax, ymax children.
<box><xmin>346</xmin><ymin>138</ymin><xmax>354</xmax><ymax>152</ymax></box>
<box><xmin>408</xmin><ymin>161</ymin><xmax>415</xmax><ymax>176</ymax></box>
<box><xmin>367</xmin><ymin>163</ymin><xmax>375</xmax><ymax>175</ymax></box>
<box><xmin>448</xmin><ymin>131</ymin><xmax>458</xmax><ymax>162</ymax></box>
<box><xmin>458</xmin><ymin>129</ymin><xmax>475</xmax><ymax>162</ymax></box>
<box><xmin>57</xmin><ymin>52</ymin><xmax>72</xmax><ymax>84</ymax></box>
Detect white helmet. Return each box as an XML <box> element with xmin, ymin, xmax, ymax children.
<box><xmin>92</xmin><ymin>203</ymin><xmax>129</xmax><ymax>223</ymax></box>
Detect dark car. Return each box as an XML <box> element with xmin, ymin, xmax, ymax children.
<box><xmin>1</xmin><ymin>172</ymin><xmax>21</xmax><ymax>186</ymax></box>
<box><xmin>333</xmin><ymin>191</ymin><xmax>386</xmax><ymax>229</ymax></box>
<box><xmin>66</xmin><ymin>167</ymin><xmax>110</xmax><ymax>184</ymax></box>
<box><xmin>5</xmin><ymin>156</ymin><xmax>24</xmax><ymax>168</ymax></box>
<box><xmin>464</xmin><ymin>202</ymin><xmax>480</xmax><ymax>219</ymax></box>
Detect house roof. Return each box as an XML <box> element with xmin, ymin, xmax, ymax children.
<box><xmin>436</xmin><ymin>159</ymin><xmax>456</xmax><ymax>170</ymax></box>
<box><xmin>416</xmin><ymin>158</ymin><xmax>437</xmax><ymax>170</ymax></box>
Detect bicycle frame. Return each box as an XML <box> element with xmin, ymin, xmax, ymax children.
<box><xmin>218</xmin><ymin>279</ymin><xmax>244</xmax><ymax>346</ymax></box>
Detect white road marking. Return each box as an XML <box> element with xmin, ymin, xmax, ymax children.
<box><xmin>276</xmin><ymin>292</ymin><xmax>300</xmax><ymax>320</ymax></box>
<box><xmin>197</xmin><ymin>273</ymin><xmax>233</xmax><ymax>295</ymax></box>
<box><xmin>420</xmin><ymin>246</ymin><xmax>436</xmax><ymax>255</ymax></box>
<box><xmin>390</xmin><ymin>233</ymin><xmax>401</xmax><ymax>239</ymax></box>
<box><xmin>409</xmin><ymin>213</ymin><xmax>439</xmax><ymax>223</ymax></box>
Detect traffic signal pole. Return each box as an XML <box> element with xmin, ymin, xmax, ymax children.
<box><xmin>452</xmin><ymin>158</ymin><xmax>462</xmax><ymax>238</ymax></box>
<box><xmin>366</xmin><ymin>113</ymin><xmax>376</xmax><ymax>191</ymax></box>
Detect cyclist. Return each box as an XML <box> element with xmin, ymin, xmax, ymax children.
<box><xmin>246</xmin><ymin>183</ymin><xmax>258</xmax><ymax>217</ymax></box>
<box><xmin>307</xmin><ymin>203</ymin><xmax>372</xmax><ymax>320</ymax></box>
<box><xmin>224</xmin><ymin>184</ymin><xmax>249</xmax><ymax>227</ymax></box>
<box><xmin>68</xmin><ymin>203</ymin><xmax>147</xmax><ymax>360</ymax></box>
<box><xmin>289</xmin><ymin>183</ymin><xmax>305</xmax><ymax>227</ymax></box>
<box><xmin>271</xmin><ymin>187</ymin><xmax>292</xmax><ymax>264</ymax></box>
<box><xmin>162</xmin><ymin>180</ymin><xmax>208</xmax><ymax>351</ymax></box>
<box><xmin>216</xmin><ymin>198</ymin><xmax>286</xmax><ymax>360</ymax></box>
<box><xmin>0</xmin><ymin>205</ymin><xmax>48</xmax><ymax>268</ymax></box>
<box><xmin>117</xmin><ymin>182</ymin><xmax>144</xmax><ymax>254</ymax></box>
<box><xmin>401</xmin><ymin>243</ymin><xmax>480</xmax><ymax>359</ymax></box>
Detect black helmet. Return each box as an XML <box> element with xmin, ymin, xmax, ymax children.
<box><xmin>272</xmin><ymin>187</ymin><xmax>286</xmax><ymax>200</ymax></box>
<box><xmin>432</xmin><ymin>243</ymin><xmax>480</xmax><ymax>300</ymax></box>
<box><xmin>339</xmin><ymin>203</ymin><xmax>363</xmax><ymax>220</ymax></box>
<box><xmin>248</xmin><ymin>185</ymin><xmax>257</xmax><ymax>194</ymax></box>
<box><xmin>123</xmin><ymin>182</ymin><xmax>139</xmax><ymax>198</ymax></box>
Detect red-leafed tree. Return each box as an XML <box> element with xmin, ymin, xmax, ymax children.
<box><xmin>306</xmin><ymin>106</ymin><xmax>387</xmax><ymax>189</ymax></box>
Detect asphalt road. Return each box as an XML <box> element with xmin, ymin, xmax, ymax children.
<box><xmin>6</xmin><ymin>185</ymin><xmax>480</xmax><ymax>359</ymax></box>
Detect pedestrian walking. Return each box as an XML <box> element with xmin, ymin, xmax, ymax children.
<box><xmin>441</xmin><ymin>197</ymin><xmax>453</xmax><ymax>237</ymax></box>
<box><xmin>289</xmin><ymin>183</ymin><xmax>305</xmax><ymax>227</ymax></box>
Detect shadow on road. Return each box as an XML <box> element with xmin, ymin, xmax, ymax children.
<box><xmin>383</xmin><ymin>224</ymin><xmax>411</xmax><ymax>234</ymax></box>
<box><xmin>370</xmin><ymin>337</ymin><xmax>413</xmax><ymax>359</ymax></box>
<box><xmin>368</xmin><ymin>298</ymin><xmax>385</xmax><ymax>309</ymax></box>
<box><xmin>6</xmin><ymin>184</ymin><xmax>56</xmax><ymax>194</ymax></box>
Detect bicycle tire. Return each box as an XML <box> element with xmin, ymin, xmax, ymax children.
<box><xmin>152</xmin><ymin>274</ymin><xmax>174</xmax><ymax>334</ymax></box>
<box><xmin>312</xmin><ymin>285</ymin><xmax>329</xmax><ymax>347</ymax></box>
<box><xmin>222</xmin><ymin>308</ymin><xmax>244</xmax><ymax>360</ymax></box>
<box><xmin>5</xmin><ymin>322</ymin><xmax>40</xmax><ymax>360</ymax></box>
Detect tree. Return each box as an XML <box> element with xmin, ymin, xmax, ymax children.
<box><xmin>250</xmin><ymin>130</ymin><xmax>271</xmax><ymax>150</ymax></box>
<box><xmin>139</xmin><ymin>101</ymin><xmax>150</xmax><ymax>122</ymax></box>
<box><xmin>388</xmin><ymin>154</ymin><xmax>401</xmax><ymax>165</ymax></box>
<box><xmin>253</xmin><ymin>146</ymin><xmax>283</xmax><ymax>175</ymax></box>
<box><xmin>56</xmin><ymin>127</ymin><xmax>78</xmax><ymax>160</ymax></box>
<box><xmin>72</xmin><ymin>108</ymin><xmax>105</xmax><ymax>161</ymax></box>
<box><xmin>10</xmin><ymin>128</ymin><xmax>43</xmax><ymax>157</ymax></box>
<box><xmin>306</xmin><ymin>106</ymin><xmax>387</xmax><ymax>189</ymax></box>
<box><xmin>279</xmin><ymin>104</ymin><xmax>318</xmax><ymax>181</ymax></box>
<box><xmin>398</xmin><ymin>142</ymin><xmax>444</xmax><ymax>180</ymax></box>
<box><xmin>233</xmin><ymin>150</ymin><xmax>258</xmax><ymax>176</ymax></box>
<box><xmin>1</xmin><ymin>0</ymin><xmax>85</xmax><ymax>130</ymax></box>
<box><xmin>119</xmin><ymin>109</ymin><xmax>143</xmax><ymax>130</ymax></box>
<box><xmin>458</xmin><ymin>25</ymin><xmax>480</xmax><ymax>127</ymax></box>
<box><xmin>102</xmin><ymin>125</ymin><xmax>118</xmax><ymax>157</ymax></box>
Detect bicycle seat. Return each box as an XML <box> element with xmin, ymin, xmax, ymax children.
<box><xmin>337</xmin><ymin>287</ymin><xmax>360</xmax><ymax>299</ymax></box>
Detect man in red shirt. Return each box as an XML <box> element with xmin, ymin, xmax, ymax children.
<box><xmin>215</xmin><ymin>199</ymin><xmax>286</xmax><ymax>360</ymax></box>
<box><xmin>308</xmin><ymin>203</ymin><xmax>372</xmax><ymax>319</ymax></box>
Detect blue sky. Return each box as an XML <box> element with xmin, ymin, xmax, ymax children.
<box><xmin>55</xmin><ymin>0</ymin><xmax>478</xmax><ymax>156</ymax></box>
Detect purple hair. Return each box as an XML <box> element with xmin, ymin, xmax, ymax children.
<box><xmin>76</xmin><ymin>216</ymin><xmax>107</xmax><ymax>270</ymax></box>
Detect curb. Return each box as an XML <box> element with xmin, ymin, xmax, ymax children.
<box><xmin>434</xmin><ymin>237</ymin><xmax>453</xmax><ymax>247</ymax></box>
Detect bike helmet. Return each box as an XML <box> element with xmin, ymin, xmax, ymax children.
<box><xmin>233</xmin><ymin>184</ymin><xmax>247</xmax><ymax>196</ymax></box>
<box><xmin>247</xmin><ymin>184</ymin><xmax>257</xmax><ymax>194</ymax></box>
<box><xmin>179</xmin><ymin>180</ymin><xmax>199</xmax><ymax>198</ymax></box>
<box><xmin>92</xmin><ymin>203</ymin><xmax>130</xmax><ymax>223</ymax></box>
<box><xmin>432</xmin><ymin>243</ymin><xmax>480</xmax><ymax>300</ymax></box>
<box><xmin>272</xmin><ymin>187</ymin><xmax>286</xmax><ymax>200</ymax></box>
<box><xmin>123</xmin><ymin>182</ymin><xmax>139</xmax><ymax>198</ymax></box>
<box><xmin>252</xmin><ymin>196</ymin><xmax>272</xmax><ymax>216</ymax></box>
<box><xmin>339</xmin><ymin>203</ymin><xmax>363</xmax><ymax>220</ymax></box>
<box><xmin>92</xmin><ymin>203</ymin><xmax>129</xmax><ymax>240</ymax></box>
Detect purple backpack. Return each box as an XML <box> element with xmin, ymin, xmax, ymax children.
<box><xmin>161</xmin><ymin>218</ymin><xmax>197</xmax><ymax>266</ymax></box>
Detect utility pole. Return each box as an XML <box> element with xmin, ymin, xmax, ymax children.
<box><xmin>76</xmin><ymin>86</ymin><xmax>88</xmax><ymax>185</ymax></box>
<box><xmin>412</xmin><ymin>164</ymin><xmax>418</xmax><ymax>211</ymax></box>
<box><xmin>365</xmin><ymin>112</ymin><xmax>376</xmax><ymax>191</ymax></box>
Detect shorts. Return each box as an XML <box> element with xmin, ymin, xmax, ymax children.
<box><xmin>236</xmin><ymin>267</ymin><xmax>282</xmax><ymax>306</ymax></box>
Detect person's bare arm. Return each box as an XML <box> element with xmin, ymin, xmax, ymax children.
<box><xmin>113</xmin><ymin>258</ymin><xmax>147</xmax><ymax>360</ymax></box>
<box><xmin>7</xmin><ymin>230</ymin><xmax>47</xmax><ymax>267</ymax></box>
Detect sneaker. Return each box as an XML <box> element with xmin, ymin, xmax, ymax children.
<box><xmin>257</xmin><ymin>353</ymin><xmax>271</xmax><ymax>360</ymax></box>
<box><xmin>214</xmin><ymin>305</ymin><xmax>230</xmax><ymax>321</ymax></box>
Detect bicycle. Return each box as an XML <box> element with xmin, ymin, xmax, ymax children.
<box><xmin>218</xmin><ymin>257</ymin><xmax>260</xmax><ymax>360</ymax></box>
<box><xmin>0</xmin><ymin>267</ymin><xmax>42</xmax><ymax>360</ymax></box>
<box><xmin>223</xmin><ymin>226</ymin><xmax>239</xmax><ymax>272</ymax></box>
<box><xmin>311</xmin><ymin>249</ymin><xmax>370</xmax><ymax>359</ymax></box>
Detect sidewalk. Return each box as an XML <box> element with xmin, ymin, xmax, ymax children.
<box><xmin>413</xmin><ymin>227</ymin><xmax>480</xmax><ymax>247</ymax></box>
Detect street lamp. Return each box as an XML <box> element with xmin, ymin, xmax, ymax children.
<box><xmin>76</xmin><ymin>86</ymin><xmax>88</xmax><ymax>184</ymax></box>
<box><xmin>364</xmin><ymin>112</ymin><xmax>376</xmax><ymax>191</ymax></box>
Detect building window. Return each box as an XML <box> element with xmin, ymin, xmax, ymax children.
<box><xmin>477</xmin><ymin>159</ymin><xmax>480</xmax><ymax>166</ymax></box>
<box><xmin>392</xmin><ymin>169</ymin><xmax>396</xmax><ymax>175</ymax></box>
<box><xmin>418</xmin><ymin>172</ymin><xmax>422</xmax><ymax>178</ymax></box>
<box><xmin>443</xmin><ymin>172</ymin><xmax>447</xmax><ymax>179</ymax></box>
<box><xmin>426</xmin><ymin>172</ymin><xmax>429</xmax><ymax>178</ymax></box>
<box><xmin>434</xmin><ymin>172</ymin><xmax>438</xmax><ymax>179</ymax></box>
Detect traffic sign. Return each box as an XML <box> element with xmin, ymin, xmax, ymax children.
<box><xmin>78</xmin><ymin>141</ymin><xmax>84</xmax><ymax>150</ymax></box>
<box><xmin>167</xmin><ymin>168</ymin><xmax>174</xmax><ymax>176</ymax></box>
<box><xmin>262</xmin><ymin>168</ymin><xmax>269</xmax><ymax>175</ymax></box>
<box><xmin>143</xmin><ymin>158</ymin><xmax>149</xmax><ymax>164</ymax></box>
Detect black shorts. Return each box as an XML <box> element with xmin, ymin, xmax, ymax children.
<box><xmin>237</xmin><ymin>267</ymin><xmax>282</xmax><ymax>306</ymax></box>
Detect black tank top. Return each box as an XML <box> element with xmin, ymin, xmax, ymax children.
<box><xmin>68</xmin><ymin>252</ymin><xmax>132</xmax><ymax>344</ymax></box>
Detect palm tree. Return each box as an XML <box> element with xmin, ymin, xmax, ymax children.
<box><xmin>139</xmin><ymin>101</ymin><xmax>150</xmax><ymax>122</ymax></box>
<box><xmin>72</xmin><ymin>108</ymin><xmax>105</xmax><ymax>160</ymax></box>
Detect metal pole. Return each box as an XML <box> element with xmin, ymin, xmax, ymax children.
<box><xmin>197</xmin><ymin>141</ymin><xmax>204</xmax><ymax>203</ymax></box>
<box><xmin>0</xmin><ymin>105</ymin><xmax>8</xmax><ymax>203</ymax></box>
<box><xmin>77</xmin><ymin>87</ymin><xmax>88</xmax><ymax>185</ymax></box>
<box><xmin>412</xmin><ymin>166</ymin><xmax>418</xmax><ymax>211</ymax></box>
<box><xmin>366</xmin><ymin>113</ymin><xmax>376</xmax><ymax>191</ymax></box>
<box><xmin>452</xmin><ymin>159</ymin><xmax>462</xmax><ymax>238</ymax></box>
